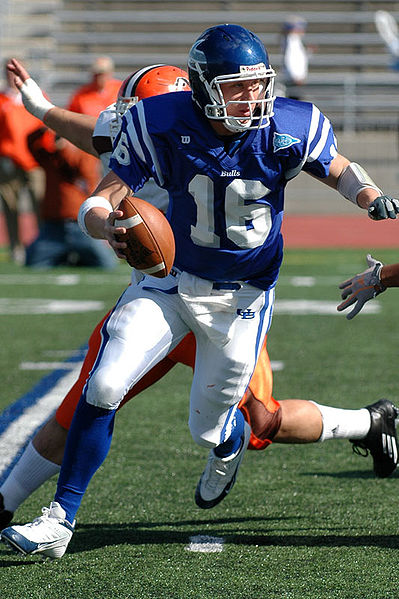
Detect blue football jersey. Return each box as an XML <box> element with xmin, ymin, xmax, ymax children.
<box><xmin>109</xmin><ymin>92</ymin><xmax>337</xmax><ymax>289</ymax></box>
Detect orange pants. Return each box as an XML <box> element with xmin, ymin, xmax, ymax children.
<box><xmin>56</xmin><ymin>311</ymin><xmax>281</xmax><ymax>450</ymax></box>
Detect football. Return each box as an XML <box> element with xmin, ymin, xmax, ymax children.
<box><xmin>114</xmin><ymin>196</ymin><xmax>175</xmax><ymax>277</ymax></box>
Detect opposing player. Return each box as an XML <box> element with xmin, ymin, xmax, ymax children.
<box><xmin>2</xmin><ymin>27</ymin><xmax>399</xmax><ymax>559</ymax></box>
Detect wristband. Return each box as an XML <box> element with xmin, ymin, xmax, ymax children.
<box><xmin>20</xmin><ymin>78</ymin><xmax>55</xmax><ymax>121</ymax></box>
<box><xmin>78</xmin><ymin>196</ymin><xmax>111</xmax><ymax>236</ymax></box>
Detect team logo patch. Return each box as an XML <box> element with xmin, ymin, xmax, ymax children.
<box><xmin>237</xmin><ymin>309</ymin><xmax>255</xmax><ymax>319</ymax></box>
<box><xmin>273</xmin><ymin>132</ymin><xmax>301</xmax><ymax>152</ymax></box>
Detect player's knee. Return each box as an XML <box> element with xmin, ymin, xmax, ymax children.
<box><xmin>85</xmin><ymin>370</ymin><xmax>125</xmax><ymax>410</ymax></box>
<box><xmin>239</xmin><ymin>388</ymin><xmax>282</xmax><ymax>444</ymax></box>
<box><xmin>188</xmin><ymin>421</ymin><xmax>217</xmax><ymax>448</ymax></box>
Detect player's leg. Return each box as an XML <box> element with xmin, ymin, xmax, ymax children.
<box><xmin>0</xmin><ymin>305</ymin><xmax>189</xmax><ymax>528</ymax></box>
<box><xmin>0</xmin><ymin>312</ymin><xmax>111</xmax><ymax>527</ymax></box>
<box><xmin>237</xmin><ymin>336</ymin><xmax>398</xmax><ymax>477</ymax></box>
<box><xmin>190</xmin><ymin>284</ymin><xmax>273</xmax><ymax>509</ymax></box>
<box><xmin>237</xmin><ymin>335</ymin><xmax>282</xmax><ymax>450</ymax></box>
<box><xmin>1</xmin><ymin>280</ymin><xmax>189</xmax><ymax>556</ymax></box>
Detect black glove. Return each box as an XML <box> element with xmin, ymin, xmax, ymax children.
<box><xmin>368</xmin><ymin>195</ymin><xmax>399</xmax><ymax>220</ymax></box>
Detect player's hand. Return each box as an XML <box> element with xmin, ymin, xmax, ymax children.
<box><xmin>6</xmin><ymin>58</ymin><xmax>30</xmax><ymax>89</ymax></box>
<box><xmin>6</xmin><ymin>58</ymin><xmax>54</xmax><ymax>120</ymax></box>
<box><xmin>368</xmin><ymin>195</ymin><xmax>399</xmax><ymax>220</ymax></box>
<box><xmin>337</xmin><ymin>254</ymin><xmax>386</xmax><ymax>319</ymax></box>
<box><xmin>104</xmin><ymin>210</ymin><xmax>128</xmax><ymax>260</ymax></box>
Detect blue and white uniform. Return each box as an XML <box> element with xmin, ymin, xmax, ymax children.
<box><xmin>81</xmin><ymin>91</ymin><xmax>337</xmax><ymax>449</ymax></box>
<box><xmin>111</xmin><ymin>92</ymin><xmax>336</xmax><ymax>287</ymax></box>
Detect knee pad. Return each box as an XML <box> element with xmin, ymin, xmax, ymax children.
<box><xmin>85</xmin><ymin>368</ymin><xmax>126</xmax><ymax>410</ymax></box>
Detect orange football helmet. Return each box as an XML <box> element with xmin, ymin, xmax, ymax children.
<box><xmin>115</xmin><ymin>64</ymin><xmax>190</xmax><ymax>116</ymax></box>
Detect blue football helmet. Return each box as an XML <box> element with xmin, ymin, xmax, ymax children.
<box><xmin>188</xmin><ymin>24</ymin><xmax>276</xmax><ymax>132</ymax></box>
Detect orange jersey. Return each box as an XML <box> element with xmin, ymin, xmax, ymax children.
<box><xmin>56</xmin><ymin>312</ymin><xmax>280</xmax><ymax>450</ymax></box>
<box><xmin>0</xmin><ymin>93</ymin><xmax>42</xmax><ymax>171</ymax></box>
<box><xmin>67</xmin><ymin>79</ymin><xmax>122</xmax><ymax>118</ymax></box>
<box><xmin>27</xmin><ymin>128</ymin><xmax>98</xmax><ymax>220</ymax></box>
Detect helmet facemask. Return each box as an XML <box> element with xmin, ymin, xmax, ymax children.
<box><xmin>109</xmin><ymin>96</ymin><xmax>138</xmax><ymax>142</ymax></box>
<box><xmin>195</xmin><ymin>63</ymin><xmax>276</xmax><ymax>133</ymax></box>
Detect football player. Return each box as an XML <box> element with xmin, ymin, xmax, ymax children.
<box><xmin>2</xmin><ymin>27</ymin><xmax>399</xmax><ymax>559</ymax></box>
<box><xmin>0</xmin><ymin>59</ymin><xmax>279</xmax><ymax>528</ymax></box>
<box><xmin>0</xmin><ymin>59</ymin><xmax>320</xmax><ymax>528</ymax></box>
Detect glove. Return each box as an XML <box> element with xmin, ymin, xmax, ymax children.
<box><xmin>337</xmin><ymin>254</ymin><xmax>386</xmax><ymax>320</ymax></box>
<box><xmin>368</xmin><ymin>195</ymin><xmax>399</xmax><ymax>220</ymax></box>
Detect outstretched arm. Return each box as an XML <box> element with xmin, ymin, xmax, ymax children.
<box><xmin>7</xmin><ymin>58</ymin><xmax>98</xmax><ymax>157</ymax></box>
<box><xmin>310</xmin><ymin>153</ymin><xmax>399</xmax><ymax>217</ymax></box>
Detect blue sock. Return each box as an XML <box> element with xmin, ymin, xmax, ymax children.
<box><xmin>214</xmin><ymin>409</ymin><xmax>245</xmax><ymax>458</ymax></box>
<box><xmin>54</xmin><ymin>396</ymin><xmax>116</xmax><ymax>523</ymax></box>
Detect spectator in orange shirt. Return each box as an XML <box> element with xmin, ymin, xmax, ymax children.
<box><xmin>67</xmin><ymin>56</ymin><xmax>121</xmax><ymax>118</ymax></box>
<box><xmin>67</xmin><ymin>56</ymin><xmax>122</xmax><ymax>182</ymax></box>
<box><xmin>0</xmin><ymin>59</ymin><xmax>45</xmax><ymax>263</ymax></box>
<box><xmin>25</xmin><ymin>127</ymin><xmax>117</xmax><ymax>269</ymax></box>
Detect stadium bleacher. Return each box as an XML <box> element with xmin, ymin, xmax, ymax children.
<box><xmin>1</xmin><ymin>0</ymin><xmax>399</xmax><ymax>130</ymax></box>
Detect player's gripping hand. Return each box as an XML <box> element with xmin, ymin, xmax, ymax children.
<box><xmin>103</xmin><ymin>209</ymin><xmax>128</xmax><ymax>261</ymax></box>
<box><xmin>337</xmin><ymin>254</ymin><xmax>386</xmax><ymax>320</ymax></box>
<box><xmin>368</xmin><ymin>195</ymin><xmax>399</xmax><ymax>220</ymax></box>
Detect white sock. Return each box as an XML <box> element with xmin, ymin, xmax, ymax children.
<box><xmin>311</xmin><ymin>402</ymin><xmax>371</xmax><ymax>442</ymax></box>
<box><xmin>0</xmin><ymin>441</ymin><xmax>60</xmax><ymax>512</ymax></box>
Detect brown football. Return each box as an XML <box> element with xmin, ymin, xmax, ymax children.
<box><xmin>114</xmin><ymin>196</ymin><xmax>175</xmax><ymax>277</ymax></box>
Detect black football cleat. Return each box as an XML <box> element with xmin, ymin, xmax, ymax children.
<box><xmin>0</xmin><ymin>493</ymin><xmax>13</xmax><ymax>530</ymax></box>
<box><xmin>351</xmin><ymin>399</ymin><xmax>399</xmax><ymax>478</ymax></box>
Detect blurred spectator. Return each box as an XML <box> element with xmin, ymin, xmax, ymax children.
<box><xmin>67</xmin><ymin>56</ymin><xmax>121</xmax><ymax>117</ymax></box>
<box><xmin>0</xmin><ymin>59</ymin><xmax>45</xmax><ymax>263</ymax></box>
<box><xmin>25</xmin><ymin>127</ymin><xmax>117</xmax><ymax>269</ymax></box>
<box><xmin>67</xmin><ymin>56</ymin><xmax>122</xmax><ymax>182</ymax></box>
<box><xmin>375</xmin><ymin>10</ymin><xmax>399</xmax><ymax>71</ymax></box>
<box><xmin>281</xmin><ymin>16</ymin><xmax>311</xmax><ymax>100</ymax></box>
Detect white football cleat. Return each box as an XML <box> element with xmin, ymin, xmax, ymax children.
<box><xmin>1</xmin><ymin>501</ymin><xmax>75</xmax><ymax>558</ymax></box>
<box><xmin>195</xmin><ymin>422</ymin><xmax>251</xmax><ymax>509</ymax></box>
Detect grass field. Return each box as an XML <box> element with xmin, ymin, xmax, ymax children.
<box><xmin>0</xmin><ymin>248</ymin><xmax>399</xmax><ymax>599</ymax></box>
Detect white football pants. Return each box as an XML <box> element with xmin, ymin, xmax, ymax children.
<box><xmin>84</xmin><ymin>269</ymin><xmax>275</xmax><ymax>448</ymax></box>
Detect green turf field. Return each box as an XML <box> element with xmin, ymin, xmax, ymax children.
<box><xmin>0</xmin><ymin>248</ymin><xmax>399</xmax><ymax>599</ymax></box>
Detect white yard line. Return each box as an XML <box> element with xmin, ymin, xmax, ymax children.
<box><xmin>0</xmin><ymin>364</ymin><xmax>83</xmax><ymax>477</ymax></box>
<box><xmin>185</xmin><ymin>535</ymin><xmax>225</xmax><ymax>553</ymax></box>
<box><xmin>19</xmin><ymin>361</ymin><xmax>83</xmax><ymax>370</ymax></box>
